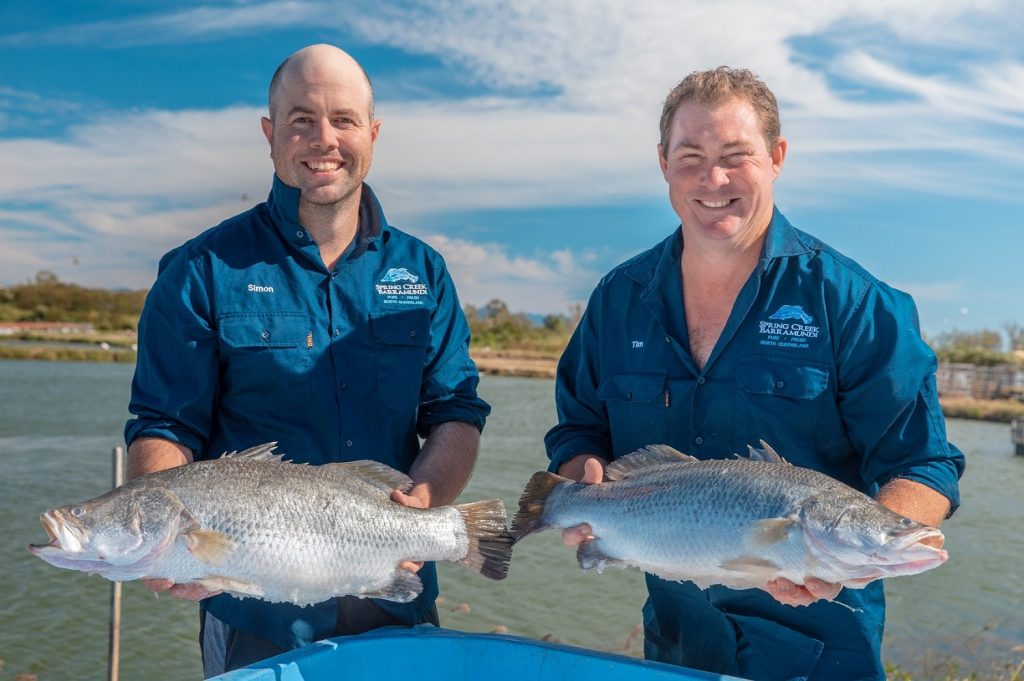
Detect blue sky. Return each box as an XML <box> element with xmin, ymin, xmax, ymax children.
<box><xmin>1</xmin><ymin>1</ymin><xmax>1021</xmax><ymax>340</ymax></box>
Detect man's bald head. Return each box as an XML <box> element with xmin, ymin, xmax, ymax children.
<box><xmin>267</xmin><ymin>44</ymin><xmax>375</xmax><ymax>121</ymax></box>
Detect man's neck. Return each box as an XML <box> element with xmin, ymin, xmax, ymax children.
<box><xmin>298</xmin><ymin>189</ymin><xmax>362</xmax><ymax>271</ymax></box>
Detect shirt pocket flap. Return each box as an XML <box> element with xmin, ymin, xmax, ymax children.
<box><xmin>738</xmin><ymin>358</ymin><xmax>829</xmax><ymax>400</ymax></box>
<box><xmin>598</xmin><ymin>372</ymin><xmax>666</xmax><ymax>402</ymax></box>
<box><xmin>218</xmin><ymin>313</ymin><xmax>310</xmax><ymax>350</ymax></box>
<box><xmin>370</xmin><ymin>309</ymin><xmax>431</xmax><ymax>347</ymax></box>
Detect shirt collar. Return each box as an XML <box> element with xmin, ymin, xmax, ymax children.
<box><xmin>266</xmin><ymin>176</ymin><xmax>388</xmax><ymax>256</ymax></box>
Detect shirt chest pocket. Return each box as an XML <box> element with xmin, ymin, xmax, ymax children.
<box><xmin>370</xmin><ymin>309</ymin><xmax>431</xmax><ymax>415</ymax></box>
<box><xmin>217</xmin><ymin>312</ymin><xmax>313</xmax><ymax>407</ymax></box>
<box><xmin>598</xmin><ymin>372</ymin><xmax>669</xmax><ymax>454</ymax></box>
<box><xmin>737</xmin><ymin>357</ymin><xmax>830</xmax><ymax>432</ymax></box>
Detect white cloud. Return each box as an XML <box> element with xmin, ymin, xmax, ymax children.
<box><xmin>425</xmin><ymin>234</ymin><xmax>601</xmax><ymax>315</ymax></box>
<box><xmin>0</xmin><ymin>0</ymin><xmax>1022</xmax><ymax>314</ymax></box>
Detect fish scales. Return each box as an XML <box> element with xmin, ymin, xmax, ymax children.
<box><xmin>514</xmin><ymin>443</ymin><xmax>947</xmax><ymax>593</ymax></box>
<box><xmin>29</xmin><ymin>444</ymin><xmax>513</xmax><ymax>606</ymax></box>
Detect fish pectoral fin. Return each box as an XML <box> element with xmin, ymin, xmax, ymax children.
<box><xmin>183</xmin><ymin>529</ymin><xmax>236</xmax><ymax>566</ymax></box>
<box><xmin>605</xmin><ymin>445</ymin><xmax>696</xmax><ymax>481</ymax></box>
<box><xmin>576</xmin><ymin>541</ymin><xmax>628</xmax><ymax>574</ymax></box>
<box><xmin>719</xmin><ymin>556</ymin><xmax>781</xmax><ymax>581</ymax></box>
<box><xmin>363</xmin><ymin>569</ymin><xmax>423</xmax><ymax>603</ymax></box>
<box><xmin>195</xmin><ymin>575</ymin><xmax>264</xmax><ymax>598</ymax></box>
<box><xmin>747</xmin><ymin>517</ymin><xmax>799</xmax><ymax>547</ymax></box>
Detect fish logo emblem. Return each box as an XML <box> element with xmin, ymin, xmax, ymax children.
<box><xmin>380</xmin><ymin>268</ymin><xmax>419</xmax><ymax>284</ymax></box>
<box><xmin>768</xmin><ymin>305</ymin><xmax>813</xmax><ymax>324</ymax></box>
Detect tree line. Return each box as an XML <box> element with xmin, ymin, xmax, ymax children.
<box><xmin>1</xmin><ymin>272</ymin><xmax>1021</xmax><ymax>364</ymax></box>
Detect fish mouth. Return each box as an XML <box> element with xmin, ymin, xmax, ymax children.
<box><xmin>29</xmin><ymin>509</ymin><xmax>84</xmax><ymax>554</ymax></box>
<box><xmin>886</xmin><ymin>525</ymin><xmax>944</xmax><ymax>552</ymax></box>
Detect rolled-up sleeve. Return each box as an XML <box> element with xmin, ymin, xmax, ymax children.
<box><xmin>836</xmin><ymin>284</ymin><xmax>965</xmax><ymax>514</ymax></box>
<box><xmin>544</xmin><ymin>288</ymin><xmax>613</xmax><ymax>473</ymax></box>
<box><xmin>415</xmin><ymin>260</ymin><xmax>490</xmax><ymax>436</ymax></box>
<box><xmin>124</xmin><ymin>252</ymin><xmax>218</xmax><ymax>456</ymax></box>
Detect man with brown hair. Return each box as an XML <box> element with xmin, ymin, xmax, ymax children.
<box><xmin>547</xmin><ymin>67</ymin><xmax>964</xmax><ymax>680</ymax></box>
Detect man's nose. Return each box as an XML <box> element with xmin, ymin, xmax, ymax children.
<box><xmin>703</xmin><ymin>163</ymin><xmax>729</xmax><ymax>187</ymax></box>
<box><xmin>310</xmin><ymin>120</ymin><xmax>337</xmax><ymax>150</ymax></box>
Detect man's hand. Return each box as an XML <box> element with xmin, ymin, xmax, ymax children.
<box><xmin>557</xmin><ymin>455</ymin><xmax>605</xmax><ymax>548</ymax></box>
<box><xmin>764</xmin><ymin>577</ymin><xmax>842</xmax><ymax>606</ymax></box>
<box><xmin>143</xmin><ymin>578</ymin><xmax>221</xmax><ymax>600</ymax></box>
<box><xmin>391</xmin><ymin>486</ymin><xmax>430</xmax><ymax>573</ymax></box>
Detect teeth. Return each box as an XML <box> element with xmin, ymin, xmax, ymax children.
<box><xmin>700</xmin><ymin>199</ymin><xmax>731</xmax><ymax>208</ymax></box>
<box><xmin>307</xmin><ymin>161</ymin><xmax>341</xmax><ymax>171</ymax></box>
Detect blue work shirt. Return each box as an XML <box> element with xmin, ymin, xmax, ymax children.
<box><xmin>545</xmin><ymin>208</ymin><xmax>964</xmax><ymax>680</ymax></box>
<box><xmin>126</xmin><ymin>176</ymin><xmax>490</xmax><ymax>650</ymax></box>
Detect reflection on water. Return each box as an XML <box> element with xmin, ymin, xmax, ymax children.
<box><xmin>0</xmin><ymin>361</ymin><xmax>1020</xmax><ymax>680</ymax></box>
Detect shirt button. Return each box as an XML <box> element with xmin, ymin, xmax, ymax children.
<box><xmin>261</xmin><ymin>330</ymin><xmax>270</xmax><ymax>340</ymax></box>
<box><xmin>665</xmin><ymin>336</ymin><xmax>671</xmax><ymax>343</ymax></box>
<box><xmin>409</xmin><ymin>330</ymin><xmax>416</xmax><ymax>338</ymax></box>
<box><xmin>626</xmin><ymin>391</ymin><xmax>633</xmax><ymax>400</ymax></box>
<box><xmin>694</xmin><ymin>436</ymin><xmax>704</xmax><ymax>446</ymax></box>
<box><xmin>775</xmin><ymin>380</ymin><xmax>786</xmax><ymax>389</ymax></box>
<box><xmin>696</xmin><ymin>376</ymin><xmax>706</xmax><ymax>385</ymax></box>
<box><xmin>334</xmin><ymin>328</ymin><xmax>341</xmax><ymax>336</ymax></box>
<box><xmin>340</xmin><ymin>381</ymin><xmax>348</xmax><ymax>390</ymax></box>
<box><xmin>296</xmin><ymin>230</ymin><xmax>305</xmax><ymax>239</ymax></box>
<box><xmin>346</xmin><ymin>440</ymin><xmax>353</xmax><ymax>447</ymax></box>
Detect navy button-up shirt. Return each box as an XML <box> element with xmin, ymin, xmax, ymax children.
<box><xmin>126</xmin><ymin>177</ymin><xmax>490</xmax><ymax>649</ymax></box>
<box><xmin>545</xmin><ymin>208</ymin><xmax>964</xmax><ymax>679</ymax></box>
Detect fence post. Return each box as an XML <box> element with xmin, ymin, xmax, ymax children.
<box><xmin>108</xmin><ymin>446</ymin><xmax>125</xmax><ymax>681</ymax></box>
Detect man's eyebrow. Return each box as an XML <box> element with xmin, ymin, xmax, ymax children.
<box><xmin>284</xmin><ymin>106</ymin><xmax>364</xmax><ymax>119</ymax></box>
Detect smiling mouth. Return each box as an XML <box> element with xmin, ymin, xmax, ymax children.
<box><xmin>304</xmin><ymin>160</ymin><xmax>342</xmax><ymax>172</ymax></box>
<box><xmin>698</xmin><ymin>199</ymin><xmax>735</xmax><ymax>208</ymax></box>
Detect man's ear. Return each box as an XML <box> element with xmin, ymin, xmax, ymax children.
<box><xmin>261</xmin><ymin>117</ymin><xmax>273</xmax><ymax>146</ymax></box>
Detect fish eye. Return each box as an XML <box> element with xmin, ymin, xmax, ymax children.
<box><xmin>71</xmin><ymin>507</ymin><xmax>85</xmax><ymax>518</ymax></box>
<box><xmin>899</xmin><ymin>517</ymin><xmax>913</xmax><ymax>527</ymax></box>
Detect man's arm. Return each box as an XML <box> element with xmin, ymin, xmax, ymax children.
<box><xmin>391</xmin><ymin>420</ymin><xmax>480</xmax><ymax>509</ymax></box>
<box><xmin>126</xmin><ymin>437</ymin><xmax>193</xmax><ymax>480</ymax></box>
<box><xmin>875</xmin><ymin>477</ymin><xmax>951</xmax><ymax>530</ymax></box>
<box><xmin>390</xmin><ymin>421</ymin><xmax>480</xmax><ymax>574</ymax></box>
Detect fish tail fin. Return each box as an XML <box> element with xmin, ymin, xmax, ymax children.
<box><xmin>454</xmin><ymin>499</ymin><xmax>514</xmax><ymax>581</ymax></box>
<box><xmin>512</xmin><ymin>470</ymin><xmax>567</xmax><ymax>541</ymax></box>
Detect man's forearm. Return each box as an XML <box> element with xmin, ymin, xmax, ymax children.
<box><xmin>126</xmin><ymin>437</ymin><xmax>194</xmax><ymax>480</ymax></box>
<box><xmin>876</xmin><ymin>477</ymin><xmax>951</xmax><ymax>528</ymax></box>
<box><xmin>406</xmin><ymin>421</ymin><xmax>480</xmax><ymax>507</ymax></box>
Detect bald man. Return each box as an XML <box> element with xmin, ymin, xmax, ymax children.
<box><xmin>125</xmin><ymin>44</ymin><xmax>491</xmax><ymax>677</ymax></box>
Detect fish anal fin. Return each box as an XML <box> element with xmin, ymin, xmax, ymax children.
<box><xmin>184</xmin><ymin>529</ymin><xmax>236</xmax><ymax>566</ymax></box>
<box><xmin>330</xmin><ymin>460</ymin><xmax>413</xmax><ymax>494</ymax></box>
<box><xmin>364</xmin><ymin>569</ymin><xmax>422</xmax><ymax>603</ymax></box>
<box><xmin>195</xmin><ymin>575</ymin><xmax>264</xmax><ymax>598</ymax></box>
<box><xmin>747</xmin><ymin>517</ymin><xmax>799</xmax><ymax>548</ymax></box>
<box><xmin>720</xmin><ymin>556</ymin><xmax>781</xmax><ymax>582</ymax></box>
<box><xmin>576</xmin><ymin>540</ymin><xmax>628</xmax><ymax>574</ymax></box>
<box><xmin>605</xmin><ymin>445</ymin><xmax>696</xmax><ymax>481</ymax></box>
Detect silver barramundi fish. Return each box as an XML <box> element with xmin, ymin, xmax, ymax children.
<box><xmin>513</xmin><ymin>443</ymin><xmax>947</xmax><ymax>594</ymax></box>
<box><xmin>29</xmin><ymin>444</ymin><xmax>513</xmax><ymax>605</ymax></box>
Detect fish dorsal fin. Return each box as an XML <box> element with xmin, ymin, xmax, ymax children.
<box><xmin>220</xmin><ymin>442</ymin><xmax>289</xmax><ymax>463</ymax></box>
<box><xmin>605</xmin><ymin>445</ymin><xmax>696</xmax><ymax>481</ymax></box>
<box><xmin>742</xmin><ymin>440</ymin><xmax>789</xmax><ymax>464</ymax></box>
<box><xmin>334</xmin><ymin>460</ymin><xmax>413</xmax><ymax>493</ymax></box>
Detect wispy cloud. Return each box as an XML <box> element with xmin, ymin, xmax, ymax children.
<box><xmin>0</xmin><ymin>0</ymin><xmax>1021</xmax><ymax>321</ymax></box>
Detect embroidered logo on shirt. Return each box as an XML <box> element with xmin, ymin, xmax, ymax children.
<box><xmin>759</xmin><ymin>304</ymin><xmax>820</xmax><ymax>350</ymax></box>
<box><xmin>380</xmin><ymin>268</ymin><xmax>419</xmax><ymax>283</ymax></box>
<box><xmin>631</xmin><ymin>340</ymin><xmax>644</xmax><ymax>348</ymax></box>
<box><xmin>768</xmin><ymin>305</ymin><xmax>813</xmax><ymax>324</ymax></box>
<box><xmin>375</xmin><ymin>267</ymin><xmax>429</xmax><ymax>306</ymax></box>
<box><xmin>247</xmin><ymin>284</ymin><xmax>275</xmax><ymax>293</ymax></box>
